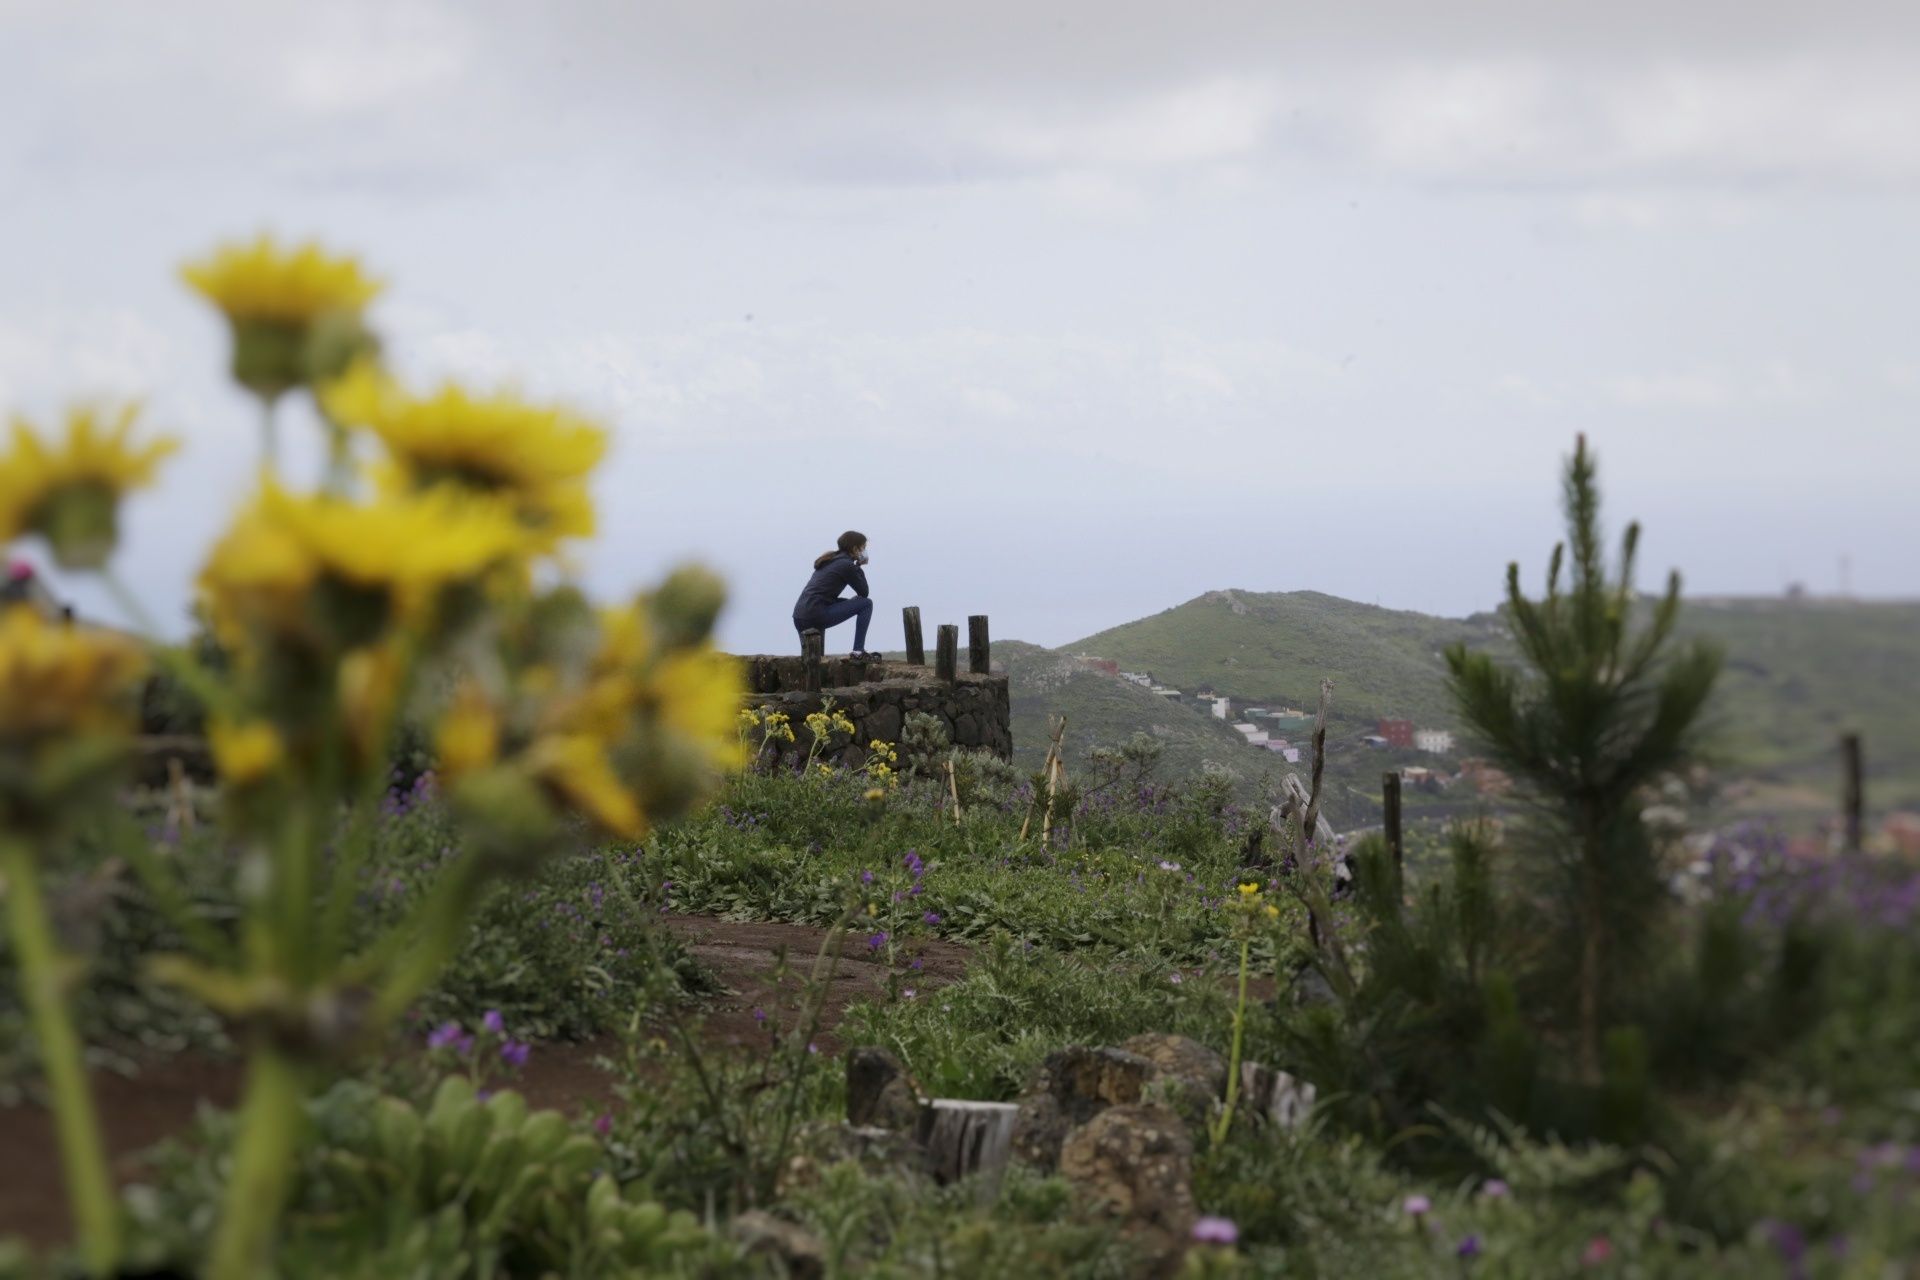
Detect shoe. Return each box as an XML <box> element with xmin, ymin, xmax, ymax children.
<box><xmin>850</xmin><ymin>650</ymin><xmax>875</xmax><ymax>660</ymax></box>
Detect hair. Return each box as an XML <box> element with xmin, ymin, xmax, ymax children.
<box><xmin>814</xmin><ymin>529</ymin><xmax>867</xmax><ymax>570</ymax></box>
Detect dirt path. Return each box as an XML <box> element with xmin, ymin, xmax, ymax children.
<box><xmin>0</xmin><ymin>915</ymin><xmax>972</xmax><ymax>1252</ymax></box>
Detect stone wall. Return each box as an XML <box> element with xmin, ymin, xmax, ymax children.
<box><xmin>739</xmin><ymin>656</ymin><xmax>1012</xmax><ymax>766</ymax></box>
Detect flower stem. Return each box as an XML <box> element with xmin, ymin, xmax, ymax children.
<box><xmin>1212</xmin><ymin>935</ymin><xmax>1251</xmax><ymax>1147</ymax></box>
<box><xmin>207</xmin><ymin>1044</ymin><xmax>305</xmax><ymax>1280</ymax></box>
<box><xmin>258</xmin><ymin>395</ymin><xmax>279</xmax><ymax>475</ymax></box>
<box><xmin>0</xmin><ymin>838</ymin><xmax>120</xmax><ymax>1274</ymax></box>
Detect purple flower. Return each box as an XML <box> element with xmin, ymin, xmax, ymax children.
<box><xmin>1404</xmin><ymin>1194</ymin><xmax>1431</xmax><ymax>1217</ymax></box>
<box><xmin>902</xmin><ymin>987</ymin><xmax>917</xmax><ymax>1000</ymax></box>
<box><xmin>867</xmin><ymin>931</ymin><xmax>889</xmax><ymax>950</ymax></box>
<box><xmin>1158</xmin><ymin>860</ymin><xmax>1181</xmax><ymax>872</ymax></box>
<box><xmin>500</xmin><ymin>1040</ymin><xmax>530</xmax><ymax>1069</ymax></box>
<box><xmin>427</xmin><ymin>1021</ymin><xmax>470</xmax><ymax>1054</ymax></box>
<box><xmin>922</xmin><ymin>911</ymin><xmax>941</xmax><ymax>925</ymax></box>
<box><xmin>1169</xmin><ymin>973</ymin><xmax>1183</xmax><ymax>985</ymax></box>
<box><xmin>1480</xmin><ymin>1179</ymin><xmax>1510</xmax><ymax>1200</ymax></box>
<box><xmin>860</xmin><ymin>870</ymin><xmax>874</xmax><ymax>884</ymax></box>
<box><xmin>481</xmin><ymin>1009</ymin><xmax>505</xmax><ymax>1036</ymax></box>
<box><xmin>1764</xmin><ymin>1220</ymin><xmax>1807</xmax><ymax>1263</ymax></box>
<box><xmin>594</xmin><ymin>1112</ymin><xmax>613</xmax><ymax>1136</ymax></box>
<box><xmin>1190</xmin><ymin>1216</ymin><xmax>1239</xmax><ymax>1245</ymax></box>
<box><xmin>752</xmin><ymin>1007</ymin><xmax>767</xmax><ymax>1023</ymax></box>
<box><xmin>807</xmin><ymin>1041</ymin><xmax>819</xmax><ymax>1054</ymax></box>
<box><xmin>1457</xmin><ymin>1235</ymin><xmax>1482</xmax><ymax>1259</ymax></box>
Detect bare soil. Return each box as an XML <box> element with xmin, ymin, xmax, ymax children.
<box><xmin>0</xmin><ymin>915</ymin><xmax>972</xmax><ymax>1252</ymax></box>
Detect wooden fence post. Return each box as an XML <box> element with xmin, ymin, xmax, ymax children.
<box><xmin>968</xmin><ymin>614</ymin><xmax>990</xmax><ymax>674</ymax></box>
<box><xmin>935</xmin><ymin>624</ymin><xmax>958</xmax><ymax>683</ymax></box>
<box><xmin>1842</xmin><ymin>732</ymin><xmax>1864</xmax><ymax>852</ymax></box>
<box><xmin>1382</xmin><ymin>771</ymin><xmax>1403</xmax><ymax>892</ymax></box>
<box><xmin>801</xmin><ymin>628</ymin><xmax>824</xmax><ymax>693</ymax></box>
<box><xmin>902</xmin><ymin>607</ymin><xmax>925</xmax><ymax>666</ymax></box>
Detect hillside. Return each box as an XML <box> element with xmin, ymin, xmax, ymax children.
<box><xmin>1068</xmin><ymin>590</ymin><xmax>1491</xmax><ymax>727</ymax></box>
<box><xmin>1065</xmin><ymin>590</ymin><xmax>1920</xmax><ymax>816</ymax></box>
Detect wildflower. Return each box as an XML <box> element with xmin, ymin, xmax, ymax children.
<box><xmin>481</xmin><ymin>1009</ymin><xmax>505</xmax><ymax>1036</ymax></box>
<box><xmin>207</xmin><ymin>718</ymin><xmax>285</xmax><ymax>789</ymax></box>
<box><xmin>321</xmin><ymin>363</ymin><xmax>605</xmax><ymax>549</ymax></box>
<box><xmin>1190</xmin><ymin>1217</ymin><xmax>1239</xmax><ymax>1245</ymax></box>
<box><xmin>594</xmin><ymin>1113</ymin><xmax>613</xmax><ymax>1137</ymax></box>
<box><xmin>864</xmin><ymin>786</ymin><xmax>886</xmax><ymax>801</ymax></box>
<box><xmin>1264</xmin><ymin>904</ymin><xmax>1280</xmax><ymax>919</ymax></box>
<box><xmin>1169</xmin><ymin>973</ymin><xmax>1183</xmax><ymax>985</ymax></box>
<box><xmin>499</xmin><ymin>1040</ymin><xmax>530</xmax><ymax>1069</ymax></box>
<box><xmin>867</xmin><ymin>931</ymin><xmax>889</xmax><ymax>950</ymax></box>
<box><xmin>902</xmin><ymin>988</ymin><xmax>917</xmax><ymax>1000</ymax></box>
<box><xmin>752</xmin><ymin>1007</ymin><xmax>767</xmax><ymax>1023</ymax></box>
<box><xmin>1403</xmin><ymin>1194</ymin><xmax>1431</xmax><ymax>1217</ymax></box>
<box><xmin>1158</xmin><ymin>860</ymin><xmax>1181</xmax><ymax>872</ymax></box>
<box><xmin>199</xmin><ymin>482</ymin><xmax>525</xmax><ymax>649</ymax></box>
<box><xmin>807</xmin><ymin>1042</ymin><xmax>819</xmax><ymax>1054</ymax></box>
<box><xmin>527</xmin><ymin>733</ymin><xmax>645</xmax><ymax>839</ymax></box>
<box><xmin>435</xmin><ymin>686</ymin><xmax>500</xmax><ymax>782</ymax></box>
<box><xmin>0</xmin><ymin>606</ymin><xmax>147</xmax><ymax>825</ymax></box>
<box><xmin>861</xmin><ymin>870</ymin><xmax>874</xmax><ymax>884</ymax></box>
<box><xmin>1480</xmin><ymin>1179</ymin><xmax>1510</xmax><ymax>1199</ymax></box>
<box><xmin>1</xmin><ymin>405</ymin><xmax>177</xmax><ymax>568</ymax></box>
<box><xmin>1580</xmin><ymin>1236</ymin><xmax>1612</xmax><ymax>1266</ymax></box>
<box><xmin>1237</xmin><ymin>882</ymin><xmax>1260</xmax><ymax>897</ymax></box>
<box><xmin>426</xmin><ymin>1021</ymin><xmax>470</xmax><ymax>1053</ymax></box>
<box><xmin>180</xmin><ymin>235</ymin><xmax>383</xmax><ymax>400</ymax></box>
<box><xmin>922</xmin><ymin>911</ymin><xmax>941</xmax><ymax>925</ymax></box>
<box><xmin>1457</xmin><ymin>1235</ymin><xmax>1482</xmax><ymax>1259</ymax></box>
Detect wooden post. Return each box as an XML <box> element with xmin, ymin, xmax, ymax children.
<box><xmin>968</xmin><ymin>615</ymin><xmax>990</xmax><ymax>674</ymax></box>
<box><xmin>947</xmin><ymin>754</ymin><xmax>963</xmax><ymax>825</ymax></box>
<box><xmin>902</xmin><ymin>607</ymin><xmax>925</xmax><ymax>666</ymax></box>
<box><xmin>1842</xmin><ymin>732</ymin><xmax>1864</xmax><ymax>852</ymax></box>
<box><xmin>1382</xmin><ymin>771</ymin><xmax>1403</xmax><ymax>892</ymax></box>
<box><xmin>1019</xmin><ymin>715</ymin><xmax>1067</xmax><ymax>841</ymax></box>
<box><xmin>935</xmin><ymin>624</ymin><xmax>958</xmax><ymax>683</ymax></box>
<box><xmin>801</xmin><ymin>628</ymin><xmax>824</xmax><ymax>693</ymax></box>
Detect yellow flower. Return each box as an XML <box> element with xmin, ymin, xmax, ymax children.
<box><xmin>208</xmin><ymin>718</ymin><xmax>284</xmax><ymax>787</ymax></box>
<box><xmin>1237</xmin><ymin>882</ymin><xmax>1260</xmax><ymax>897</ymax></box>
<box><xmin>0</xmin><ymin>605</ymin><xmax>146</xmax><ymax>741</ymax></box>
<box><xmin>650</xmin><ymin>646</ymin><xmax>747</xmax><ymax>770</ymax></box>
<box><xmin>321</xmin><ymin>362</ymin><xmax>605</xmax><ymax>548</ymax></box>
<box><xmin>436</xmin><ymin>686</ymin><xmax>501</xmax><ymax>782</ymax></box>
<box><xmin>0</xmin><ymin>404</ymin><xmax>177</xmax><ymax>568</ymax></box>
<box><xmin>181</xmin><ymin>235</ymin><xmax>383</xmax><ymax>325</ymax></box>
<box><xmin>200</xmin><ymin>482</ymin><xmax>525</xmax><ymax>647</ymax></box>
<box><xmin>338</xmin><ymin>643</ymin><xmax>404</xmax><ymax>762</ymax></box>
<box><xmin>527</xmin><ymin>733</ymin><xmax>644</xmax><ymax>839</ymax></box>
<box><xmin>863</xmin><ymin>787</ymin><xmax>886</xmax><ymax>802</ymax></box>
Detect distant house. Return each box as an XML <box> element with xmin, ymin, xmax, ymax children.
<box><xmin>1232</xmin><ymin>723</ymin><xmax>1270</xmax><ymax>746</ymax></box>
<box><xmin>1414</xmin><ymin>728</ymin><xmax>1455</xmax><ymax>754</ymax></box>
<box><xmin>1120</xmin><ymin>671</ymin><xmax>1152</xmax><ymax>687</ymax></box>
<box><xmin>1361</xmin><ymin>735</ymin><xmax>1390</xmax><ymax>749</ymax></box>
<box><xmin>1210</xmin><ymin>696</ymin><xmax>1231</xmax><ymax>720</ymax></box>
<box><xmin>1377</xmin><ymin>719</ymin><xmax>1416</xmax><ymax>749</ymax></box>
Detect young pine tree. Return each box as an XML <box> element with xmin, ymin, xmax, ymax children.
<box><xmin>1444</xmin><ymin>436</ymin><xmax>1721</xmax><ymax>1081</ymax></box>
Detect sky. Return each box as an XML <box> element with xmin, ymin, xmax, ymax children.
<box><xmin>2</xmin><ymin>0</ymin><xmax>1916</xmax><ymax>653</ymax></box>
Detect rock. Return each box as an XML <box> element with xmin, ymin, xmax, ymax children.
<box><xmin>866</xmin><ymin>703</ymin><xmax>902</xmax><ymax>745</ymax></box>
<box><xmin>1011</xmin><ymin>1046</ymin><xmax>1156</xmax><ymax>1171</ymax></box>
<box><xmin>954</xmin><ymin>712</ymin><xmax>981</xmax><ymax>746</ymax></box>
<box><xmin>730</xmin><ymin>1210</ymin><xmax>826</xmax><ymax>1279</ymax></box>
<box><xmin>1058</xmin><ymin>1104</ymin><xmax>1197</xmax><ymax>1277</ymax></box>
<box><xmin>846</xmin><ymin>1047</ymin><xmax>925</xmax><ymax>1131</ymax></box>
<box><xmin>1118</xmin><ymin>1034</ymin><xmax>1228</xmax><ymax>1131</ymax></box>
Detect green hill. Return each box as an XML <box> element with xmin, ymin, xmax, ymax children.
<box><xmin>1060</xmin><ymin>590</ymin><xmax>1920</xmax><ymax>817</ymax></box>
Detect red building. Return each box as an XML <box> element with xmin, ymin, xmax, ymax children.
<box><xmin>1377</xmin><ymin>718</ymin><xmax>1415</xmax><ymax>749</ymax></box>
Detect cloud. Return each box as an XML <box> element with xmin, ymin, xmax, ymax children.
<box><xmin>1604</xmin><ymin>364</ymin><xmax>1819</xmax><ymax>411</ymax></box>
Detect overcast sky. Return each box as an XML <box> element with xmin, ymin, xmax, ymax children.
<box><xmin>3</xmin><ymin>0</ymin><xmax>1916</xmax><ymax>653</ymax></box>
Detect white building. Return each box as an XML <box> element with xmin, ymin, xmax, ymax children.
<box><xmin>1211</xmin><ymin>696</ymin><xmax>1231</xmax><ymax>720</ymax></box>
<box><xmin>1415</xmin><ymin>729</ymin><xmax>1456</xmax><ymax>754</ymax></box>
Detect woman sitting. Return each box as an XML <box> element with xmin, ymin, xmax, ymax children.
<box><xmin>792</xmin><ymin>530</ymin><xmax>874</xmax><ymax>658</ymax></box>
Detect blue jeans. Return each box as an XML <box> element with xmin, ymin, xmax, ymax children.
<box><xmin>795</xmin><ymin>596</ymin><xmax>872</xmax><ymax>651</ymax></box>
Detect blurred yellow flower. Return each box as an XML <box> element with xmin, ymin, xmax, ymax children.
<box><xmin>1237</xmin><ymin>882</ymin><xmax>1260</xmax><ymax>897</ymax></box>
<box><xmin>208</xmin><ymin>718</ymin><xmax>284</xmax><ymax>787</ymax></box>
<box><xmin>527</xmin><ymin>733</ymin><xmax>644</xmax><ymax>839</ymax></box>
<box><xmin>200</xmin><ymin>483</ymin><xmax>524</xmax><ymax>646</ymax></box>
<box><xmin>650</xmin><ymin>647</ymin><xmax>747</xmax><ymax>770</ymax></box>
<box><xmin>1264</xmin><ymin>904</ymin><xmax>1281</xmax><ymax>920</ymax></box>
<box><xmin>436</xmin><ymin>686</ymin><xmax>501</xmax><ymax>781</ymax></box>
<box><xmin>0</xmin><ymin>605</ymin><xmax>146</xmax><ymax>741</ymax></box>
<box><xmin>181</xmin><ymin>235</ymin><xmax>383</xmax><ymax>324</ymax></box>
<box><xmin>0</xmin><ymin>404</ymin><xmax>177</xmax><ymax>568</ymax></box>
<box><xmin>321</xmin><ymin>363</ymin><xmax>604</xmax><ymax>547</ymax></box>
<box><xmin>338</xmin><ymin>643</ymin><xmax>403</xmax><ymax>763</ymax></box>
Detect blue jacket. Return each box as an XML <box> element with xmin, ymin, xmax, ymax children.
<box><xmin>793</xmin><ymin>552</ymin><xmax>869</xmax><ymax>620</ymax></box>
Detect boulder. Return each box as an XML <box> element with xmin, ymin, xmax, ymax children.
<box><xmin>1010</xmin><ymin>1046</ymin><xmax>1156</xmax><ymax>1171</ymax></box>
<box><xmin>845</xmin><ymin>1047</ymin><xmax>925</xmax><ymax>1132</ymax></box>
<box><xmin>1118</xmin><ymin>1034</ymin><xmax>1228</xmax><ymax>1131</ymax></box>
<box><xmin>1057</xmin><ymin>1104</ymin><xmax>1197</xmax><ymax>1277</ymax></box>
